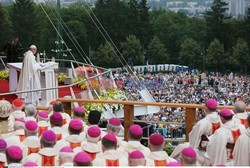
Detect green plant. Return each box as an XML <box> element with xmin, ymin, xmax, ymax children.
<box><xmin>73</xmin><ymin>77</ymin><xmax>87</xmax><ymax>90</ymax></box>
<box><xmin>0</xmin><ymin>70</ymin><xmax>9</xmax><ymax>80</ymax></box>
<box><xmin>163</xmin><ymin>142</ymin><xmax>174</xmax><ymax>156</ymax></box>
<box><xmin>58</xmin><ymin>73</ymin><xmax>67</xmax><ymax>84</ymax></box>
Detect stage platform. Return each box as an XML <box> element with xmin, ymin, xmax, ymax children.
<box><xmin>0</xmin><ymin>80</ymin><xmax>83</xmax><ymax>104</ymax></box>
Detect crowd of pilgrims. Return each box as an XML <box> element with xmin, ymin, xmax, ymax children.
<box><xmin>0</xmin><ymin>97</ymin><xmax>249</xmax><ymax>167</ymax></box>
<box><xmin>116</xmin><ymin>71</ymin><xmax>250</xmax><ymax>138</ymax></box>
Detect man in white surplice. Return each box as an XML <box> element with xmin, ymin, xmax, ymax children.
<box><xmin>16</xmin><ymin>45</ymin><xmax>42</xmax><ymax>105</ymax></box>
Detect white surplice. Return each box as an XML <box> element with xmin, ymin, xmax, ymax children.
<box><xmin>54</xmin><ymin>134</ymin><xmax>85</xmax><ymax>153</ymax></box>
<box><xmin>120</xmin><ymin>140</ymin><xmax>151</xmax><ymax>157</ymax></box>
<box><xmin>233</xmin><ymin>128</ymin><xmax>250</xmax><ymax>166</ymax></box>
<box><xmin>146</xmin><ymin>151</ymin><xmax>176</xmax><ymax>166</ymax></box>
<box><xmin>22</xmin><ymin>147</ymin><xmax>59</xmax><ymax>166</ymax></box>
<box><xmin>16</xmin><ymin>50</ymin><xmax>42</xmax><ymax>105</ymax></box>
<box><xmin>207</xmin><ymin>120</ymin><xmax>246</xmax><ymax>166</ymax></box>
<box><xmin>92</xmin><ymin>149</ymin><xmax>128</xmax><ymax>166</ymax></box>
<box><xmin>233</xmin><ymin>112</ymin><xmax>249</xmax><ymax>126</ymax></box>
<box><xmin>20</xmin><ymin>136</ymin><xmax>40</xmax><ymax>158</ymax></box>
<box><xmin>189</xmin><ymin>112</ymin><xmax>221</xmax><ymax>149</ymax></box>
<box><xmin>189</xmin><ymin>112</ymin><xmax>221</xmax><ymax>166</ymax></box>
<box><xmin>7</xmin><ymin>110</ymin><xmax>26</xmax><ymax>132</ymax></box>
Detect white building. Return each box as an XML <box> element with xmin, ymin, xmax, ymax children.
<box><xmin>227</xmin><ymin>0</ymin><xmax>246</xmax><ymax>16</ymax></box>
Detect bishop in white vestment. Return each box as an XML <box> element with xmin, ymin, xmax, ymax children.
<box><xmin>16</xmin><ymin>45</ymin><xmax>42</xmax><ymax>105</ymax></box>
<box><xmin>207</xmin><ymin>109</ymin><xmax>246</xmax><ymax>166</ymax></box>
<box><xmin>189</xmin><ymin>99</ymin><xmax>221</xmax><ymax>166</ymax></box>
<box><xmin>233</xmin><ymin>115</ymin><xmax>250</xmax><ymax>166</ymax></box>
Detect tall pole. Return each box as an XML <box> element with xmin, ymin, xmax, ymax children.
<box><xmin>56</xmin><ymin>0</ymin><xmax>62</xmax><ymax>60</ymax></box>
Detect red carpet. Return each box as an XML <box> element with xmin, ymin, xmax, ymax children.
<box><xmin>0</xmin><ymin>80</ymin><xmax>83</xmax><ymax>103</ymax></box>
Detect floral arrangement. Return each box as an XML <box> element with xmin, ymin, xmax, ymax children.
<box><xmin>163</xmin><ymin>142</ymin><xmax>174</xmax><ymax>156</ymax></box>
<box><xmin>0</xmin><ymin>70</ymin><xmax>9</xmax><ymax>80</ymax></box>
<box><xmin>100</xmin><ymin>89</ymin><xmax>128</xmax><ymax>112</ymax></box>
<box><xmin>58</xmin><ymin>73</ymin><xmax>67</xmax><ymax>84</ymax></box>
<box><xmin>83</xmin><ymin>103</ymin><xmax>104</xmax><ymax>114</ymax></box>
<box><xmin>73</xmin><ymin>77</ymin><xmax>87</xmax><ymax>90</ymax></box>
<box><xmin>100</xmin><ymin>89</ymin><xmax>127</xmax><ymax>101</ymax></box>
<box><xmin>83</xmin><ymin>89</ymin><xmax>127</xmax><ymax>114</ymax></box>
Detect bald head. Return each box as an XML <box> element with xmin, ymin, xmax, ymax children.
<box><xmin>234</xmin><ymin>101</ymin><xmax>246</xmax><ymax>114</ymax></box>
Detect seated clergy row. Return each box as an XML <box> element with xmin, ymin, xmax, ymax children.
<box><xmin>0</xmin><ymin>118</ymin><xmax>192</xmax><ymax>166</ymax></box>
<box><xmin>1</xmin><ymin>98</ymin><xmax>249</xmax><ymax>166</ymax></box>
<box><xmin>171</xmin><ymin>99</ymin><xmax>250</xmax><ymax>166</ymax></box>
<box><xmin>1</xmin><ymin>98</ymin><xmax>185</xmax><ymax>166</ymax></box>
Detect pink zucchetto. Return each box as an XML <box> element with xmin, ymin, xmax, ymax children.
<box><xmin>167</xmin><ymin>162</ymin><xmax>181</xmax><ymax>166</ymax></box>
<box><xmin>42</xmin><ymin>130</ymin><xmax>56</xmax><ymax>142</ymax></box>
<box><xmin>74</xmin><ymin>152</ymin><xmax>92</xmax><ymax>163</ymax></box>
<box><xmin>25</xmin><ymin>120</ymin><xmax>38</xmax><ymax>131</ymax></box>
<box><xmin>0</xmin><ymin>139</ymin><xmax>7</xmax><ymax>149</ymax></box>
<box><xmin>149</xmin><ymin>133</ymin><xmax>164</xmax><ymax>146</ymax></box>
<box><xmin>50</xmin><ymin>113</ymin><xmax>63</xmax><ymax>123</ymax></box>
<box><xmin>129</xmin><ymin>124</ymin><xmax>143</xmax><ymax>136</ymax></box>
<box><xmin>205</xmin><ymin>98</ymin><xmax>218</xmax><ymax>109</ymax></box>
<box><xmin>60</xmin><ymin>146</ymin><xmax>74</xmax><ymax>153</ymax></box>
<box><xmin>220</xmin><ymin>108</ymin><xmax>233</xmax><ymax>117</ymax></box>
<box><xmin>74</xmin><ymin>106</ymin><xmax>85</xmax><ymax>114</ymax></box>
<box><xmin>23</xmin><ymin>162</ymin><xmax>38</xmax><ymax>167</ymax></box>
<box><xmin>38</xmin><ymin>111</ymin><xmax>48</xmax><ymax>119</ymax></box>
<box><xmin>69</xmin><ymin>119</ymin><xmax>83</xmax><ymax>130</ymax></box>
<box><xmin>87</xmin><ymin>126</ymin><xmax>101</xmax><ymax>138</ymax></box>
<box><xmin>103</xmin><ymin>133</ymin><xmax>117</xmax><ymax>143</ymax></box>
<box><xmin>129</xmin><ymin>150</ymin><xmax>145</xmax><ymax>159</ymax></box>
<box><xmin>108</xmin><ymin>117</ymin><xmax>121</xmax><ymax>126</ymax></box>
<box><xmin>7</xmin><ymin>146</ymin><xmax>23</xmax><ymax>160</ymax></box>
<box><xmin>181</xmin><ymin>147</ymin><xmax>197</xmax><ymax>158</ymax></box>
<box><xmin>60</xmin><ymin>146</ymin><xmax>75</xmax><ymax>158</ymax></box>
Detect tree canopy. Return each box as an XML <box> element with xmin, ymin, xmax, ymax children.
<box><xmin>0</xmin><ymin>0</ymin><xmax>249</xmax><ymax>73</ymax></box>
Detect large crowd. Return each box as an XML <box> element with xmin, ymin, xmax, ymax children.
<box><xmin>0</xmin><ymin>97</ymin><xmax>249</xmax><ymax>166</ymax></box>
<box><xmin>114</xmin><ymin>71</ymin><xmax>250</xmax><ymax>138</ymax></box>
<box><xmin>120</xmin><ymin>71</ymin><xmax>249</xmax><ymax>106</ymax></box>
<box><xmin>0</xmin><ymin>70</ymin><xmax>249</xmax><ymax>166</ymax></box>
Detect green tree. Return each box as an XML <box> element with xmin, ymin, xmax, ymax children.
<box><xmin>61</xmin><ymin>4</ymin><xmax>88</xmax><ymax>61</ymax></box>
<box><xmin>224</xmin><ymin>18</ymin><xmax>245</xmax><ymax>50</ymax></box>
<box><xmin>149</xmin><ymin>8</ymin><xmax>166</xmax><ymax>24</ymax></box>
<box><xmin>204</xmin><ymin>0</ymin><xmax>229</xmax><ymax>48</ymax></box>
<box><xmin>12</xmin><ymin>0</ymin><xmax>37</xmax><ymax>50</ymax></box>
<box><xmin>93</xmin><ymin>42</ymin><xmax>120</xmax><ymax>68</ymax></box>
<box><xmin>245</xmin><ymin>7</ymin><xmax>250</xmax><ymax>49</ymax></box>
<box><xmin>146</xmin><ymin>36</ymin><xmax>168</xmax><ymax>64</ymax></box>
<box><xmin>180</xmin><ymin>38</ymin><xmax>201</xmax><ymax>69</ymax></box>
<box><xmin>128</xmin><ymin>0</ymin><xmax>139</xmax><ymax>36</ymax></box>
<box><xmin>121</xmin><ymin>35</ymin><xmax>143</xmax><ymax>66</ymax></box>
<box><xmin>206</xmin><ymin>39</ymin><xmax>225</xmax><ymax>71</ymax></box>
<box><xmin>138</xmin><ymin>0</ymin><xmax>152</xmax><ymax>46</ymax></box>
<box><xmin>92</xmin><ymin>0</ymin><xmax>129</xmax><ymax>49</ymax></box>
<box><xmin>232</xmin><ymin>38</ymin><xmax>249</xmax><ymax>72</ymax></box>
<box><xmin>34</xmin><ymin>4</ymin><xmax>57</xmax><ymax>57</ymax></box>
<box><xmin>152</xmin><ymin>11</ymin><xmax>189</xmax><ymax>63</ymax></box>
<box><xmin>0</xmin><ymin>4</ymin><xmax>12</xmax><ymax>48</ymax></box>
